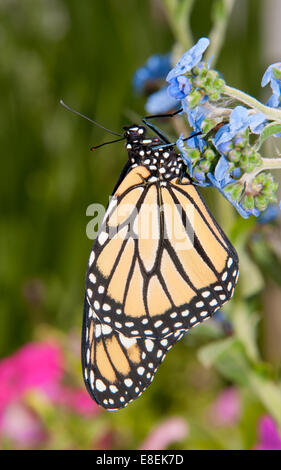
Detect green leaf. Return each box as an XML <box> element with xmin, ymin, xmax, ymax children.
<box><xmin>237</xmin><ymin>248</ymin><xmax>264</xmax><ymax>297</ymax></box>
<box><xmin>251</xmin><ymin>236</ymin><xmax>281</xmax><ymax>286</ymax></box>
<box><xmin>198</xmin><ymin>337</ymin><xmax>237</xmax><ymax>368</ymax></box>
<box><xmin>255</xmin><ymin>122</ymin><xmax>281</xmax><ymax>150</ymax></box>
<box><xmin>247</xmin><ymin>372</ymin><xmax>281</xmax><ymax>428</ymax></box>
<box><xmin>232</xmin><ymin>303</ymin><xmax>260</xmax><ymax>362</ymax></box>
<box><xmin>198</xmin><ymin>338</ymin><xmax>250</xmax><ymax>384</ymax></box>
<box><xmin>230</xmin><ymin>217</ymin><xmax>264</xmax><ymax>297</ymax></box>
<box><xmin>199</xmin><ymin>338</ymin><xmax>281</xmax><ymax>426</ymax></box>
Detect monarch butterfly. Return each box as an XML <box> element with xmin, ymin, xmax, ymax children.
<box><xmin>82</xmin><ymin>119</ymin><xmax>239</xmax><ymax>411</ymax></box>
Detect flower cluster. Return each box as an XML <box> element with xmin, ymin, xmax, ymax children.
<box><xmin>0</xmin><ymin>341</ymin><xmax>100</xmax><ymax>448</ymax></box>
<box><xmin>133</xmin><ymin>38</ymin><xmax>281</xmax><ymax>219</ymax></box>
<box><xmin>254</xmin><ymin>415</ymin><xmax>281</xmax><ymax>450</ymax></box>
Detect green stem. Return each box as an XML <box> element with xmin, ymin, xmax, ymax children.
<box><xmin>260</xmin><ymin>157</ymin><xmax>281</xmax><ymax>170</ymax></box>
<box><xmin>205</xmin><ymin>0</ymin><xmax>237</xmax><ymax>66</ymax></box>
<box><xmin>239</xmin><ymin>157</ymin><xmax>281</xmax><ymax>188</ymax></box>
<box><xmin>162</xmin><ymin>0</ymin><xmax>194</xmax><ymax>53</ymax></box>
<box><xmin>224</xmin><ymin>85</ymin><xmax>281</xmax><ymax>122</ymax></box>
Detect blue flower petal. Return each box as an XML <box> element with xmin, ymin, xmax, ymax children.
<box><xmin>229</xmin><ymin>106</ymin><xmax>250</xmax><ymax>133</ymax></box>
<box><xmin>261</xmin><ymin>62</ymin><xmax>281</xmax><ymax>87</ymax></box>
<box><xmin>182</xmin><ymin>100</ymin><xmax>207</xmax><ymax>135</ymax></box>
<box><xmin>166</xmin><ymin>37</ymin><xmax>210</xmax><ymax>82</ymax></box>
<box><xmin>213</xmin><ymin>124</ymin><xmax>233</xmax><ymax>154</ymax></box>
<box><xmin>145</xmin><ymin>86</ymin><xmax>179</xmax><ymax>114</ymax></box>
<box><xmin>194</xmin><ymin>169</ymin><xmax>207</xmax><ymax>183</ymax></box>
<box><xmin>213</xmin><ymin>124</ymin><xmax>232</xmax><ymax>145</ymax></box>
<box><xmin>231</xmin><ymin>167</ymin><xmax>241</xmax><ymax>178</ymax></box>
<box><xmin>248</xmin><ymin>112</ymin><xmax>267</xmax><ymax>134</ymax></box>
<box><xmin>257</xmin><ymin>204</ymin><xmax>280</xmax><ymax>224</ymax></box>
<box><xmin>214</xmin><ymin>155</ymin><xmax>230</xmax><ymax>182</ymax></box>
<box><xmin>133</xmin><ymin>53</ymin><xmax>171</xmax><ymax>93</ymax></box>
<box><xmin>261</xmin><ymin>62</ymin><xmax>281</xmax><ymax>108</ymax></box>
<box><xmin>167</xmin><ymin>76</ymin><xmax>192</xmax><ymax>100</ymax></box>
<box><xmin>176</xmin><ymin>135</ymin><xmax>210</xmax><ymax>186</ymax></box>
<box><xmin>176</xmin><ymin>135</ymin><xmax>193</xmax><ymax>174</ymax></box>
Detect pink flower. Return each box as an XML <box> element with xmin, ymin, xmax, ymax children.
<box><xmin>95</xmin><ymin>430</ymin><xmax>114</xmax><ymax>450</ymax></box>
<box><xmin>254</xmin><ymin>415</ymin><xmax>281</xmax><ymax>450</ymax></box>
<box><xmin>0</xmin><ymin>401</ymin><xmax>46</xmax><ymax>448</ymax></box>
<box><xmin>140</xmin><ymin>417</ymin><xmax>188</xmax><ymax>450</ymax></box>
<box><xmin>0</xmin><ymin>342</ymin><xmax>63</xmax><ymax>414</ymax></box>
<box><xmin>207</xmin><ymin>387</ymin><xmax>241</xmax><ymax>427</ymax></box>
<box><xmin>48</xmin><ymin>385</ymin><xmax>100</xmax><ymax>417</ymax></box>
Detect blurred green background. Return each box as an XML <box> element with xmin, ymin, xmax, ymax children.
<box><xmin>0</xmin><ymin>0</ymin><xmax>280</xmax><ymax>450</ymax></box>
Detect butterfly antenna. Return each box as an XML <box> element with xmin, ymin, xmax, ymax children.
<box><xmin>60</xmin><ymin>99</ymin><xmax>123</xmax><ymax>137</ymax></box>
<box><xmin>90</xmin><ymin>136</ymin><xmax>125</xmax><ymax>151</ymax></box>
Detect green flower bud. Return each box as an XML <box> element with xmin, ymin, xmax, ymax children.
<box><xmin>193</xmin><ymin>63</ymin><xmax>208</xmax><ymax>77</ymax></box>
<box><xmin>201</xmin><ymin>119</ymin><xmax>217</xmax><ymax>134</ymax></box>
<box><xmin>188</xmin><ymin>90</ymin><xmax>203</xmax><ymax>108</ymax></box>
<box><xmin>204</xmin><ymin>148</ymin><xmax>216</xmax><ymax>161</ymax></box>
<box><xmin>255</xmin><ymin>195</ymin><xmax>268</xmax><ymax>211</ymax></box>
<box><xmin>251</xmin><ymin>179</ymin><xmax>263</xmax><ymax>194</ymax></box>
<box><xmin>228</xmin><ymin>150</ymin><xmax>241</xmax><ymax>163</ymax></box>
<box><xmin>199</xmin><ymin>159</ymin><xmax>212</xmax><ymax>173</ymax></box>
<box><xmin>217</xmin><ymin>78</ymin><xmax>225</xmax><ymax>90</ymax></box>
<box><xmin>228</xmin><ymin>161</ymin><xmax>236</xmax><ymax>172</ymax></box>
<box><xmin>206</xmin><ymin>70</ymin><xmax>219</xmax><ymax>83</ymax></box>
<box><xmin>187</xmin><ymin>148</ymin><xmax>201</xmax><ymax>164</ymax></box>
<box><xmin>242</xmin><ymin>194</ymin><xmax>255</xmax><ymax>210</ymax></box>
<box><xmin>234</xmin><ymin>133</ymin><xmax>249</xmax><ymax>149</ymax></box>
<box><xmin>209</xmin><ymin>90</ymin><xmax>221</xmax><ymax>101</ymax></box>
<box><xmin>224</xmin><ymin>182</ymin><xmax>244</xmax><ymax>201</ymax></box>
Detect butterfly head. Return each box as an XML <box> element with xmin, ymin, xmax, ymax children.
<box><xmin>122</xmin><ymin>125</ymin><xmax>185</xmax><ymax>182</ymax></box>
<box><xmin>123</xmin><ymin>124</ymin><xmax>160</xmax><ymax>151</ymax></box>
<box><xmin>123</xmin><ymin>125</ymin><xmax>147</xmax><ymax>142</ymax></box>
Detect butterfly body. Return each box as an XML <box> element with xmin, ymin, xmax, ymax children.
<box><xmin>124</xmin><ymin>125</ymin><xmax>185</xmax><ymax>184</ymax></box>
<box><xmin>82</xmin><ymin>124</ymin><xmax>239</xmax><ymax>410</ymax></box>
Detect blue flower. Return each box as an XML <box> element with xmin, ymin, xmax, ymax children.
<box><xmin>166</xmin><ymin>37</ymin><xmax>210</xmax><ymax>82</ymax></box>
<box><xmin>167</xmin><ymin>75</ymin><xmax>192</xmax><ymax>99</ymax></box>
<box><xmin>193</xmin><ymin>169</ymin><xmax>207</xmax><ymax>184</ymax></box>
<box><xmin>208</xmin><ymin>171</ymin><xmax>260</xmax><ymax>218</ymax></box>
<box><xmin>231</xmin><ymin>167</ymin><xmax>241</xmax><ymax>178</ymax></box>
<box><xmin>248</xmin><ymin>112</ymin><xmax>267</xmax><ymax>133</ymax></box>
<box><xmin>213</xmin><ymin>124</ymin><xmax>233</xmax><ymax>154</ymax></box>
<box><xmin>208</xmin><ymin>173</ymin><xmax>259</xmax><ymax>218</ymax></box>
<box><xmin>261</xmin><ymin>62</ymin><xmax>281</xmax><ymax>108</ymax></box>
<box><xmin>214</xmin><ymin>155</ymin><xmax>233</xmax><ymax>186</ymax></box>
<box><xmin>229</xmin><ymin>106</ymin><xmax>250</xmax><ymax>133</ymax></box>
<box><xmin>257</xmin><ymin>204</ymin><xmax>279</xmax><ymax>224</ymax></box>
<box><xmin>184</xmin><ymin>101</ymin><xmax>206</xmax><ymax>131</ymax></box>
<box><xmin>145</xmin><ymin>86</ymin><xmax>179</xmax><ymax>114</ymax></box>
<box><xmin>176</xmin><ymin>134</ymin><xmax>210</xmax><ymax>186</ymax></box>
<box><xmin>182</xmin><ymin>100</ymin><xmax>207</xmax><ymax>151</ymax></box>
<box><xmin>133</xmin><ymin>53</ymin><xmax>171</xmax><ymax>93</ymax></box>
<box><xmin>230</xmin><ymin>107</ymin><xmax>266</xmax><ymax>135</ymax></box>
<box><xmin>206</xmin><ymin>156</ymin><xmax>260</xmax><ymax>218</ymax></box>
<box><xmin>213</xmin><ymin>106</ymin><xmax>266</xmax><ymax>155</ymax></box>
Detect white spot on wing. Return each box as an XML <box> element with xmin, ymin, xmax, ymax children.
<box><xmin>98</xmin><ymin>231</ymin><xmax>109</xmax><ymax>246</ymax></box>
<box><xmin>89</xmin><ymin>251</ymin><xmax>95</xmax><ymax>266</ymax></box>
<box><xmin>119</xmin><ymin>333</ymin><xmax>137</xmax><ymax>349</ymax></box>
<box><xmin>96</xmin><ymin>379</ymin><xmax>106</xmax><ymax>392</ymax></box>
<box><xmin>145</xmin><ymin>339</ymin><xmax>154</xmax><ymax>352</ymax></box>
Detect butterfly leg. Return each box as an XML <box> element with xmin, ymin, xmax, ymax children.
<box><xmin>143</xmin><ymin>109</ymin><xmax>183</xmax><ymax>120</ymax></box>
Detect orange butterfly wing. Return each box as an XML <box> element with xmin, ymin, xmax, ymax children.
<box><xmin>82</xmin><ymin>166</ymin><xmax>238</xmax><ymax>409</ymax></box>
